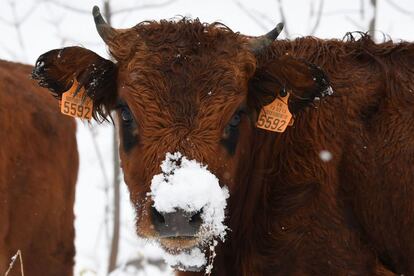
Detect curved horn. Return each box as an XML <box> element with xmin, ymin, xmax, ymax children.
<box><xmin>249</xmin><ymin>22</ymin><xmax>284</xmax><ymax>54</ymax></box>
<box><xmin>92</xmin><ymin>6</ymin><xmax>118</xmax><ymax>44</ymax></box>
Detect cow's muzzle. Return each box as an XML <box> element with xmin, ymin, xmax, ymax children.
<box><xmin>151</xmin><ymin>207</ymin><xmax>202</xmax><ymax>238</ymax></box>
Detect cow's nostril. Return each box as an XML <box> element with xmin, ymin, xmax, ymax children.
<box><xmin>151</xmin><ymin>206</ymin><xmax>165</xmax><ymax>225</ymax></box>
<box><xmin>190</xmin><ymin>210</ymin><xmax>202</xmax><ymax>225</ymax></box>
<box><xmin>151</xmin><ymin>207</ymin><xmax>203</xmax><ymax>238</ymax></box>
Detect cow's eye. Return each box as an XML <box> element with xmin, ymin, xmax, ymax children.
<box><xmin>228</xmin><ymin>113</ymin><xmax>241</xmax><ymax>127</ymax></box>
<box><xmin>121</xmin><ymin>107</ymin><xmax>133</xmax><ymax>124</ymax></box>
<box><xmin>226</xmin><ymin>107</ymin><xmax>246</xmax><ymax>129</ymax></box>
<box><xmin>116</xmin><ymin>103</ymin><xmax>138</xmax><ymax>152</ymax></box>
<box><xmin>221</xmin><ymin>108</ymin><xmax>246</xmax><ymax>155</ymax></box>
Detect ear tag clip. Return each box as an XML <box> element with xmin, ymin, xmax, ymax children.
<box><xmin>60</xmin><ymin>79</ymin><xmax>93</xmax><ymax>120</ymax></box>
<box><xmin>256</xmin><ymin>91</ymin><xmax>294</xmax><ymax>133</ymax></box>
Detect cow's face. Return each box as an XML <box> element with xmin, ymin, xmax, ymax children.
<box><xmin>113</xmin><ymin>21</ymin><xmax>258</xmax><ymax>264</ymax></box>
<box><xmin>32</xmin><ymin>6</ymin><xmax>331</xmax><ymax>271</ymax></box>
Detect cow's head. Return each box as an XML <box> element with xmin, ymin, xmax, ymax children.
<box><xmin>32</xmin><ymin>6</ymin><xmax>332</xmax><ymax>272</ymax></box>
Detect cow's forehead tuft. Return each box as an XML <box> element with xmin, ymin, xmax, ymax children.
<box><xmin>116</xmin><ymin>18</ymin><xmax>249</xmax><ymax>66</ymax></box>
<box><xmin>115</xmin><ymin>18</ymin><xmax>254</xmax><ymax>127</ymax></box>
<box><xmin>133</xmin><ymin>18</ymin><xmax>241</xmax><ymax>48</ymax></box>
<box><xmin>117</xmin><ymin>19</ymin><xmax>253</xmax><ymax>98</ymax></box>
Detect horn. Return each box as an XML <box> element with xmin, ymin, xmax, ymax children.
<box><xmin>248</xmin><ymin>22</ymin><xmax>284</xmax><ymax>54</ymax></box>
<box><xmin>92</xmin><ymin>6</ymin><xmax>118</xmax><ymax>44</ymax></box>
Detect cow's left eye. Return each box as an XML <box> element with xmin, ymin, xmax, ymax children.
<box><xmin>228</xmin><ymin>113</ymin><xmax>241</xmax><ymax>127</ymax></box>
<box><xmin>121</xmin><ymin>107</ymin><xmax>134</xmax><ymax>124</ymax></box>
<box><xmin>221</xmin><ymin>108</ymin><xmax>246</xmax><ymax>155</ymax></box>
<box><xmin>226</xmin><ymin>108</ymin><xmax>246</xmax><ymax>129</ymax></box>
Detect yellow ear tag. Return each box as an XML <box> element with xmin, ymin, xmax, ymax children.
<box><xmin>60</xmin><ymin>79</ymin><xmax>93</xmax><ymax>120</ymax></box>
<box><xmin>256</xmin><ymin>92</ymin><xmax>293</xmax><ymax>133</ymax></box>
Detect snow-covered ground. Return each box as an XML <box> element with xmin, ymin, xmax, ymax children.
<box><xmin>1</xmin><ymin>0</ymin><xmax>414</xmax><ymax>275</ymax></box>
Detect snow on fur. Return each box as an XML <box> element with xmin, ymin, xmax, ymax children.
<box><xmin>149</xmin><ymin>152</ymin><xmax>229</xmax><ymax>268</ymax></box>
<box><xmin>163</xmin><ymin>247</ymin><xmax>207</xmax><ymax>270</ymax></box>
<box><xmin>149</xmin><ymin>152</ymin><xmax>229</xmax><ymax>240</ymax></box>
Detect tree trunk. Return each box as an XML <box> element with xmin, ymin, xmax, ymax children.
<box><xmin>369</xmin><ymin>0</ymin><xmax>377</xmax><ymax>40</ymax></box>
<box><xmin>103</xmin><ymin>0</ymin><xmax>121</xmax><ymax>273</ymax></box>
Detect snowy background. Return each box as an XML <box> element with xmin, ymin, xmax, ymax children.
<box><xmin>1</xmin><ymin>0</ymin><xmax>413</xmax><ymax>275</ymax></box>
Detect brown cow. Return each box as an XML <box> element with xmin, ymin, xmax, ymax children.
<box><xmin>31</xmin><ymin>5</ymin><xmax>413</xmax><ymax>275</ymax></box>
<box><xmin>0</xmin><ymin>60</ymin><xmax>78</xmax><ymax>276</ymax></box>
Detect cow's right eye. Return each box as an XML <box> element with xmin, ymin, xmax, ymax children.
<box><xmin>117</xmin><ymin>104</ymin><xmax>138</xmax><ymax>152</ymax></box>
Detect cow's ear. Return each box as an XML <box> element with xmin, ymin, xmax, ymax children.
<box><xmin>32</xmin><ymin>46</ymin><xmax>117</xmax><ymax>121</ymax></box>
<box><xmin>249</xmin><ymin>53</ymin><xmax>332</xmax><ymax>114</ymax></box>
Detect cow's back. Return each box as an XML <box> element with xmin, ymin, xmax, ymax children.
<box><xmin>0</xmin><ymin>60</ymin><xmax>78</xmax><ymax>276</ymax></box>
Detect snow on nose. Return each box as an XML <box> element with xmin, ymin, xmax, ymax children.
<box><xmin>149</xmin><ymin>152</ymin><xmax>229</xmax><ymax>241</ymax></box>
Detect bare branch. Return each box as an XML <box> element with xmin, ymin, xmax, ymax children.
<box><xmin>310</xmin><ymin>0</ymin><xmax>314</xmax><ymax>17</ymax></box>
<box><xmin>108</xmin><ymin>122</ymin><xmax>121</xmax><ymax>273</ymax></box>
<box><xmin>0</xmin><ymin>44</ymin><xmax>18</xmax><ymax>60</ymax></box>
<box><xmin>0</xmin><ymin>2</ymin><xmax>38</xmax><ymax>26</ymax></box>
<box><xmin>8</xmin><ymin>1</ymin><xmax>27</xmax><ymax>61</ymax></box>
<box><xmin>41</xmin><ymin>0</ymin><xmax>90</xmax><ymax>14</ymax></box>
<box><xmin>87</xmin><ymin>124</ymin><xmax>112</xmax><ymax>248</ymax></box>
<box><xmin>10</xmin><ymin>3</ymin><xmax>24</xmax><ymax>47</ymax></box>
<box><xmin>369</xmin><ymin>0</ymin><xmax>377</xmax><ymax>40</ymax></box>
<box><xmin>384</xmin><ymin>0</ymin><xmax>414</xmax><ymax>18</ymax></box>
<box><xmin>251</xmin><ymin>10</ymin><xmax>277</xmax><ymax>27</ymax></box>
<box><xmin>360</xmin><ymin>0</ymin><xmax>365</xmax><ymax>20</ymax></box>
<box><xmin>111</xmin><ymin>0</ymin><xmax>178</xmax><ymax>15</ymax></box>
<box><xmin>0</xmin><ymin>16</ymin><xmax>13</xmax><ymax>25</ymax></box>
<box><xmin>234</xmin><ymin>1</ymin><xmax>269</xmax><ymax>32</ymax></box>
<box><xmin>276</xmin><ymin>0</ymin><xmax>290</xmax><ymax>37</ymax></box>
<box><xmin>88</xmin><ymin>126</ymin><xmax>111</xmax><ymax>190</ymax></box>
<box><xmin>118</xmin><ymin>255</ymin><xmax>168</xmax><ymax>271</ymax></box>
<box><xmin>19</xmin><ymin>3</ymin><xmax>39</xmax><ymax>23</ymax></box>
<box><xmin>321</xmin><ymin>9</ymin><xmax>360</xmax><ymax>17</ymax></box>
<box><xmin>344</xmin><ymin>15</ymin><xmax>365</xmax><ymax>30</ymax></box>
<box><xmin>310</xmin><ymin>0</ymin><xmax>324</xmax><ymax>35</ymax></box>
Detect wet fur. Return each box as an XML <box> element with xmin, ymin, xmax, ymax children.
<box><xmin>31</xmin><ymin>19</ymin><xmax>414</xmax><ymax>275</ymax></box>
<box><xmin>0</xmin><ymin>60</ymin><xmax>78</xmax><ymax>276</ymax></box>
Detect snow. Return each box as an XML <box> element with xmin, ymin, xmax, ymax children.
<box><xmin>204</xmin><ymin>240</ymin><xmax>218</xmax><ymax>275</ymax></box>
<box><xmin>2</xmin><ymin>1</ymin><xmax>414</xmax><ymax>275</ymax></box>
<box><xmin>319</xmin><ymin>150</ymin><xmax>333</xmax><ymax>162</ymax></box>
<box><xmin>149</xmin><ymin>152</ymin><xmax>229</xmax><ymax>270</ymax></box>
<box><xmin>321</xmin><ymin>86</ymin><xmax>334</xmax><ymax>97</ymax></box>
<box><xmin>10</xmin><ymin>254</ymin><xmax>17</xmax><ymax>263</ymax></box>
<box><xmin>163</xmin><ymin>248</ymin><xmax>206</xmax><ymax>270</ymax></box>
<box><xmin>149</xmin><ymin>152</ymin><xmax>229</xmax><ymax>241</ymax></box>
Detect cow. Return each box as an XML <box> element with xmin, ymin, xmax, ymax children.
<box><xmin>31</xmin><ymin>5</ymin><xmax>414</xmax><ymax>275</ymax></box>
<box><xmin>0</xmin><ymin>60</ymin><xmax>78</xmax><ymax>276</ymax></box>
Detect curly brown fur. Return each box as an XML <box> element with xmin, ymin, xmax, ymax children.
<box><xmin>32</xmin><ymin>18</ymin><xmax>414</xmax><ymax>275</ymax></box>
<box><xmin>0</xmin><ymin>60</ymin><xmax>78</xmax><ymax>276</ymax></box>
<box><xmin>32</xmin><ymin>46</ymin><xmax>118</xmax><ymax>121</ymax></box>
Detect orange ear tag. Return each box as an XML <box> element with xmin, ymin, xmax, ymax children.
<box><xmin>256</xmin><ymin>92</ymin><xmax>293</xmax><ymax>133</ymax></box>
<box><xmin>60</xmin><ymin>79</ymin><xmax>93</xmax><ymax>120</ymax></box>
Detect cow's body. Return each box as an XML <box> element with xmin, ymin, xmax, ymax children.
<box><xmin>0</xmin><ymin>60</ymin><xmax>78</xmax><ymax>276</ymax></box>
<box><xmin>178</xmin><ymin>35</ymin><xmax>413</xmax><ymax>276</ymax></box>
<box><xmin>32</xmin><ymin>8</ymin><xmax>414</xmax><ymax>275</ymax></box>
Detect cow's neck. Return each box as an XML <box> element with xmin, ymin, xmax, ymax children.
<box><xmin>214</xmin><ymin>123</ymin><xmax>351</xmax><ymax>275</ymax></box>
<box><xmin>212</xmin><ymin>131</ymin><xmax>285</xmax><ymax>275</ymax></box>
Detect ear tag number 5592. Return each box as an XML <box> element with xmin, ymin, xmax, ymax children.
<box><xmin>60</xmin><ymin>79</ymin><xmax>93</xmax><ymax>120</ymax></box>
<box><xmin>256</xmin><ymin>92</ymin><xmax>294</xmax><ymax>133</ymax></box>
